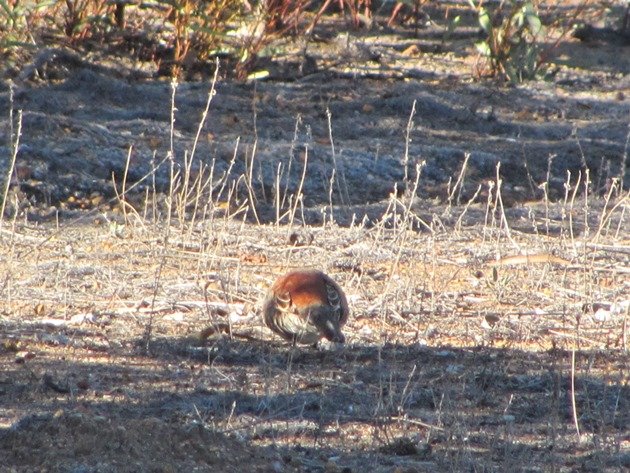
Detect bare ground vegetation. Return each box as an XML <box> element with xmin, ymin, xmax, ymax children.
<box><xmin>1</xmin><ymin>0</ymin><xmax>629</xmax><ymax>472</ymax></box>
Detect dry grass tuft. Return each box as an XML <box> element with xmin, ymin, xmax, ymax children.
<box><xmin>1</xmin><ymin>117</ymin><xmax>628</xmax><ymax>472</ymax></box>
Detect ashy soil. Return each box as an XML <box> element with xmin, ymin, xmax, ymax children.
<box><xmin>0</xmin><ymin>215</ymin><xmax>628</xmax><ymax>472</ymax></box>
<box><xmin>0</xmin><ymin>1</ymin><xmax>629</xmax><ymax>472</ymax></box>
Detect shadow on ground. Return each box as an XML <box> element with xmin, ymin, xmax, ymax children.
<box><xmin>2</xmin><ymin>331</ymin><xmax>627</xmax><ymax>472</ymax></box>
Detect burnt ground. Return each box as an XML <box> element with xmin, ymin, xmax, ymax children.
<box><xmin>0</xmin><ymin>2</ymin><xmax>629</xmax><ymax>472</ymax></box>
<box><xmin>0</xmin><ymin>4</ymin><xmax>628</xmax><ymax>222</ymax></box>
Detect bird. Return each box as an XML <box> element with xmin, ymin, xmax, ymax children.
<box><xmin>262</xmin><ymin>269</ymin><xmax>349</xmax><ymax>345</ymax></box>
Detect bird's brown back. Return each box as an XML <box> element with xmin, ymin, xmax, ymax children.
<box><xmin>264</xmin><ymin>269</ymin><xmax>349</xmax><ymax>343</ymax></box>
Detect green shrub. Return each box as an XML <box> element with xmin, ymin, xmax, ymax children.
<box><xmin>469</xmin><ymin>0</ymin><xmax>546</xmax><ymax>82</ymax></box>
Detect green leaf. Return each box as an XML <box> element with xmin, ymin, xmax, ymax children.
<box><xmin>34</xmin><ymin>0</ymin><xmax>57</xmax><ymax>10</ymax></box>
<box><xmin>526</xmin><ymin>13</ymin><xmax>543</xmax><ymax>37</ymax></box>
<box><xmin>246</xmin><ymin>70</ymin><xmax>269</xmax><ymax>80</ymax></box>
<box><xmin>475</xmin><ymin>41</ymin><xmax>492</xmax><ymax>57</ymax></box>
<box><xmin>0</xmin><ymin>0</ymin><xmax>12</xmax><ymax>15</ymax></box>
<box><xmin>521</xmin><ymin>3</ymin><xmax>543</xmax><ymax>36</ymax></box>
<box><xmin>478</xmin><ymin>7</ymin><xmax>492</xmax><ymax>34</ymax></box>
<box><xmin>523</xmin><ymin>2</ymin><xmax>536</xmax><ymax>16</ymax></box>
<box><xmin>0</xmin><ymin>39</ymin><xmax>37</xmax><ymax>48</ymax></box>
<box><xmin>447</xmin><ymin>15</ymin><xmax>461</xmax><ymax>35</ymax></box>
<box><xmin>514</xmin><ymin>9</ymin><xmax>525</xmax><ymax>29</ymax></box>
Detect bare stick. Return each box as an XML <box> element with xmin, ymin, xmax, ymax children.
<box><xmin>190</xmin><ymin>59</ymin><xmax>219</xmax><ymax>163</ymax></box>
<box><xmin>455</xmin><ymin>183</ymin><xmax>482</xmax><ymax>231</ymax></box>
<box><xmin>169</xmin><ymin>78</ymin><xmax>178</xmax><ymax>158</ymax></box>
<box><xmin>326</xmin><ymin>108</ymin><xmax>349</xmax><ymax>207</ymax></box>
<box><xmin>482</xmin><ymin>180</ymin><xmax>495</xmax><ymax>244</ymax></box>
<box><xmin>570</xmin><ymin>348</ymin><xmax>581</xmax><ymax>440</ymax></box>
<box><xmin>327</xmin><ymin>168</ymin><xmax>336</xmax><ymax>227</ymax></box>
<box><xmin>572</xmin><ymin>125</ymin><xmax>588</xmax><ymax>171</ymax></box>
<box><xmin>493</xmin><ymin>162</ymin><xmax>518</xmax><ymax>251</ymax></box>
<box><xmin>144</xmin><ymin>79</ymin><xmax>180</xmax><ymax>352</ymax></box>
<box><xmin>0</xmin><ymin>110</ymin><xmax>21</xmax><ymax>234</ymax></box>
<box><xmin>121</xmin><ymin>145</ymin><xmax>133</xmax><ymax>224</ymax></box>
<box><xmin>562</xmin><ymin>170</ymin><xmax>571</xmax><ymax>246</ymax></box>
<box><xmin>613</xmin><ymin>195</ymin><xmax>627</xmax><ymax>240</ymax></box>
<box><xmin>275</xmin><ymin>161</ymin><xmax>283</xmax><ymax>227</ymax></box>
<box><xmin>216</xmin><ymin>138</ymin><xmax>240</xmax><ymax>204</ymax></box>
<box><xmin>282</xmin><ymin>114</ymin><xmax>302</xmax><ymax>210</ymax></box>
<box><xmin>288</xmin><ymin>146</ymin><xmax>309</xmax><ymax>236</ymax></box>
<box><xmin>568</xmin><ymin>171</ymin><xmax>582</xmax><ymax>256</ymax></box>
<box><xmin>403</xmin><ymin>100</ymin><xmax>417</xmax><ymax>185</ymax></box>
<box><xmin>447</xmin><ymin>152</ymin><xmax>470</xmax><ymax>211</ymax></box>
<box><xmin>620</xmin><ymin>122</ymin><xmax>629</xmax><ymax>192</ymax></box>
<box><xmin>593</xmin><ymin>179</ymin><xmax>620</xmax><ymax>241</ymax></box>
<box><xmin>582</xmin><ymin>168</ymin><xmax>591</xmax><ymax>241</ymax></box>
<box><xmin>245</xmin><ymin>141</ymin><xmax>260</xmax><ymax>224</ymax></box>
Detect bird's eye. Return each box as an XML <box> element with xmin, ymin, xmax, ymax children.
<box><xmin>326</xmin><ymin>285</ymin><xmax>339</xmax><ymax>306</ymax></box>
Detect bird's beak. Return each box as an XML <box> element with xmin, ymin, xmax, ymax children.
<box><xmin>309</xmin><ymin>307</ymin><xmax>345</xmax><ymax>343</ymax></box>
<box><xmin>325</xmin><ymin>319</ymin><xmax>345</xmax><ymax>343</ymax></box>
